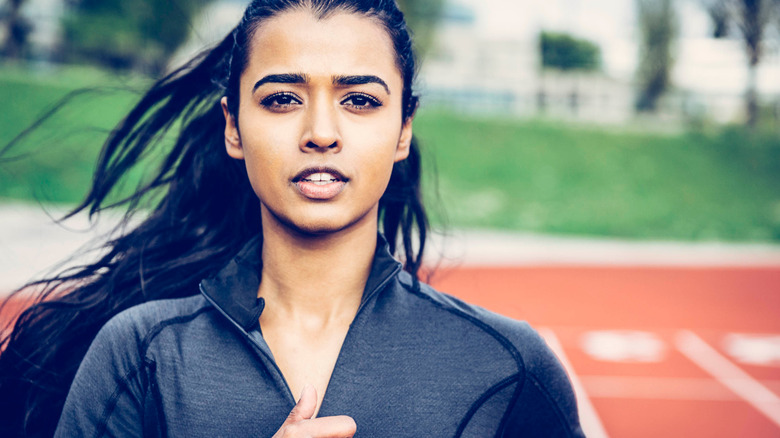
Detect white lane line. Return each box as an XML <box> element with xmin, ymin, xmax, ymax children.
<box><xmin>539</xmin><ymin>328</ymin><xmax>609</xmax><ymax>438</ymax></box>
<box><xmin>675</xmin><ymin>330</ymin><xmax>780</xmax><ymax>428</ymax></box>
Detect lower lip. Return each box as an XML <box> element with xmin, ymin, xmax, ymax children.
<box><xmin>295</xmin><ymin>180</ymin><xmax>347</xmax><ymax>200</ymax></box>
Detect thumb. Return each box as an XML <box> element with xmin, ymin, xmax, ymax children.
<box><xmin>285</xmin><ymin>384</ymin><xmax>317</xmax><ymax>423</ymax></box>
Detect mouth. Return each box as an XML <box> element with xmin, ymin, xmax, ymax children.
<box><xmin>292</xmin><ymin>167</ymin><xmax>348</xmax><ymax>184</ymax></box>
<box><xmin>292</xmin><ymin>166</ymin><xmax>349</xmax><ymax>200</ymax></box>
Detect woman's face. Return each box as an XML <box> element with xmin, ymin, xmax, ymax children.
<box><xmin>222</xmin><ymin>9</ymin><xmax>412</xmax><ymax>236</ymax></box>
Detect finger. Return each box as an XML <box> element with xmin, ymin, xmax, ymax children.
<box><xmin>284</xmin><ymin>384</ymin><xmax>318</xmax><ymax>424</ymax></box>
<box><xmin>287</xmin><ymin>415</ymin><xmax>357</xmax><ymax>438</ymax></box>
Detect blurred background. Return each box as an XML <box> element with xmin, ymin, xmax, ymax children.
<box><xmin>1</xmin><ymin>0</ymin><xmax>780</xmax><ymax>437</ymax></box>
<box><xmin>0</xmin><ymin>0</ymin><xmax>779</xmax><ymax>241</ymax></box>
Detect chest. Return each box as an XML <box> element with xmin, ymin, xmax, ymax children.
<box><xmin>150</xmin><ymin>351</ymin><xmax>517</xmax><ymax>438</ymax></box>
<box><xmin>146</xmin><ymin>302</ymin><xmax>521</xmax><ymax>437</ymax></box>
<box><xmin>261</xmin><ymin>323</ymin><xmax>349</xmax><ymax>413</ymax></box>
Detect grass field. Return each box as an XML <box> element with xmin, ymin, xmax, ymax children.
<box><xmin>416</xmin><ymin>111</ymin><xmax>780</xmax><ymax>241</ymax></box>
<box><xmin>1</xmin><ymin>64</ymin><xmax>779</xmax><ymax>242</ymax></box>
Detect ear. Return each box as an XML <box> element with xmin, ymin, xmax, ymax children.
<box><xmin>394</xmin><ymin>117</ymin><xmax>413</xmax><ymax>163</ymax></box>
<box><xmin>221</xmin><ymin>96</ymin><xmax>244</xmax><ymax>160</ymax></box>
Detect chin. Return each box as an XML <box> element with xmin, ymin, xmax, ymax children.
<box><xmin>287</xmin><ymin>219</ymin><xmax>350</xmax><ymax>236</ymax></box>
<box><xmin>268</xmin><ymin>207</ymin><xmax>374</xmax><ymax>237</ymax></box>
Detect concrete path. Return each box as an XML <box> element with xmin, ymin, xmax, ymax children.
<box><xmin>2</xmin><ymin>202</ymin><xmax>780</xmax><ymax>294</ymax></box>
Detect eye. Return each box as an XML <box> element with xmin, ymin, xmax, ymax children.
<box><xmin>341</xmin><ymin>93</ymin><xmax>382</xmax><ymax>110</ymax></box>
<box><xmin>260</xmin><ymin>92</ymin><xmax>302</xmax><ymax>111</ymax></box>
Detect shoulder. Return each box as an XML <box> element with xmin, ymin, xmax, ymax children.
<box><xmin>395</xmin><ymin>271</ymin><xmax>584</xmax><ymax>436</ymax></box>
<box><xmin>68</xmin><ymin>295</ymin><xmax>215</xmax><ymax>403</ymax></box>
<box><xmin>395</xmin><ymin>270</ymin><xmax>551</xmax><ymax>367</ymax></box>
<box><xmin>56</xmin><ymin>295</ymin><xmax>214</xmax><ymax>436</ymax></box>
<box><xmin>91</xmin><ymin>295</ymin><xmax>213</xmax><ymax>362</ymax></box>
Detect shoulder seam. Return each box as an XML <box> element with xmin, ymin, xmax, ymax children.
<box><xmin>92</xmin><ymin>304</ymin><xmax>214</xmax><ymax>438</ymax></box>
<box><xmin>396</xmin><ymin>279</ymin><xmax>527</xmax><ymax>431</ymax></box>
<box><xmin>93</xmin><ymin>364</ymin><xmax>142</xmax><ymax>438</ymax></box>
<box><xmin>138</xmin><ymin>304</ymin><xmax>214</xmax><ymax>359</ymax></box>
<box><xmin>454</xmin><ymin>372</ymin><xmax>521</xmax><ymax>438</ymax></box>
<box><xmin>525</xmin><ymin>371</ymin><xmax>577</xmax><ymax>437</ymax></box>
<box><xmin>397</xmin><ymin>278</ymin><xmax>526</xmax><ymax>370</ymax></box>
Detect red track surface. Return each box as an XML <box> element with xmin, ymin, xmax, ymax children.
<box><xmin>2</xmin><ymin>266</ymin><xmax>779</xmax><ymax>436</ymax></box>
<box><xmin>431</xmin><ymin>266</ymin><xmax>780</xmax><ymax>437</ymax></box>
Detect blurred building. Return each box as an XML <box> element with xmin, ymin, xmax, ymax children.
<box><xmin>418</xmin><ymin>2</ymin><xmax>634</xmax><ymax>123</ymax></box>
<box><xmin>8</xmin><ymin>0</ymin><xmax>779</xmax><ymax>125</ymax></box>
<box><xmin>419</xmin><ymin>0</ymin><xmax>780</xmax><ymax>125</ymax></box>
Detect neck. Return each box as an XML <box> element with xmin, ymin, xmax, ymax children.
<box><xmin>257</xmin><ymin>209</ymin><xmax>379</xmax><ymax>328</ymax></box>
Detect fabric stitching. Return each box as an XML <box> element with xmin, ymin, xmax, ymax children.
<box><xmin>396</xmin><ymin>278</ymin><xmax>527</xmax><ymax>435</ymax></box>
<box><xmin>139</xmin><ymin>305</ymin><xmax>214</xmax><ymax>358</ymax></box>
<box><xmin>453</xmin><ymin>372</ymin><xmax>521</xmax><ymax>437</ymax></box>
<box><xmin>93</xmin><ymin>365</ymin><xmax>141</xmax><ymax>438</ymax></box>
<box><xmin>526</xmin><ymin>372</ymin><xmax>576</xmax><ymax>438</ymax></box>
<box><xmin>93</xmin><ymin>304</ymin><xmax>214</xmax><ymax>437</ymax></box>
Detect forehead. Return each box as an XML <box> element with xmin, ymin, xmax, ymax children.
<box><xmin>244</xmin><ymin>9</ymin><xmax>400</xmax><ymax>84</ymax></box>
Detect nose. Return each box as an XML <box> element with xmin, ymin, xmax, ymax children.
<box><xmin>300</xmin><ymin>97</ymin><xmax>341</xmax><ymax>153</ymax></box>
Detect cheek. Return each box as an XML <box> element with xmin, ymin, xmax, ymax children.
<box><xmin>240</xmin><ymin>115</ymin><xmax>295</xmax><ymax>167</ymax></box>
<box><xmin>239</xmin><ymin>130</ymin><xmax>292</xmax><ymax>201</ymax></box>
<box><xmin>348</xmin><ymin>128</ymin><xmax>400</xmax><ymax>196</ymax></box>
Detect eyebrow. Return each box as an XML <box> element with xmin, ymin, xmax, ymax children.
<box><xmin>253</xmin><ymin>73</ymin><xmax>308</xmax><ymax>93</ymax></box>
<box><xmin>333</xmin><ymin>75</ymin><xmax>390</xmax><ymax>95</ymax></box>
<box><xmin>252</xmin><ymin>73</ymin><xmax>390</xmax><ymax>95</ymax></box>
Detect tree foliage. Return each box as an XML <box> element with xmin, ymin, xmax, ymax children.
<box><xmin>396</xmin><ymin>0</ymin><xmax>445</xmax><ymax>57</ymax></box>
<box><xmin>539</xmin><ymin>31</ymin><xmax>601</xmax><ymax>71</ymax></box>
<box><xmin>701</xmin><ymin>0</ymin><xmax>779</xmax><ymax>127</ymax></box>
<box><xmin>0</xmin><ymin>0</ymin><xmax>32</xmax><ymax>58</ymax></box>
<box><xmin>62</xmin><ymin>0</ymin><xmax>212</xmax><ymax>74</ymax></box>
<box><xmin>635</xmin><ymin>0</ymin><xmax>678</xmax><ymax>113</ymax></box>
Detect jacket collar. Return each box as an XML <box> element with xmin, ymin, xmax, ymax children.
<box><xmin>200</xmin><ymin>233</ymin><xmax>403</xmax><ymax>332</ymax></box>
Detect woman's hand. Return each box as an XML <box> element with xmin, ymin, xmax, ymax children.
<box><xmin>272</xmin><ymin>385</ymin><xmax>357</xmax><ymax>438</ymax></box>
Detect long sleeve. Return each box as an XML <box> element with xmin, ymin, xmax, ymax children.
<box><xmin>54</xmin><ymin>312</ymin><xmax>148</xmax><ymax>438</ymax></box>
<box><xmin>499</xmin><ymin>327</ymin><xmax>585</xmax><ymax>437</ymax></box>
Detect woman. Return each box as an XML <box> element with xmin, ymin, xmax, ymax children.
<box><xmin>1</xmin><ymin>1</ymin><xmax>583</xmax><ymax>437</ymax></box>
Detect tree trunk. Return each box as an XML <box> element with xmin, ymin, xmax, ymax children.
<box><xmin>739</xmin><ymin>0</ymin><xmax>765</xmax><ymax>129</ymax></box>
<box><xmin>2</xmin><ymin>0</ymin><xmax>30</xmax><ymax>59</ymax></box>
<box><xmin>746</xmin><ymin>56</ymin><xmax>759</xmax><ymax>129</ymax></box>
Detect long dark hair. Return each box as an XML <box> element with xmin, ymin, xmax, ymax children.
<box><xmin>0</xmin><ymin>1</ymin><xmax>427</xmax><ymax>436</ymax></box>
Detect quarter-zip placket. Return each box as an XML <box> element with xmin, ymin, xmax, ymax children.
<box><xmin>199</xmin><ymin>254</ymin><xmax>403</xmax><ymax>409</ymax></box>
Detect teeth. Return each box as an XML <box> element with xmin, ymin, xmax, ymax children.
<box><xmin>304</xmin><ymin>172</ymin><xmax>337</xmax><ymax>184</ymax></box>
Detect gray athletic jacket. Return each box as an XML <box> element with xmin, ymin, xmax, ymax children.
<box><xmin>55</xmin><ymin>235</ymin><xmax>584</xmax><ymax>437</ymax></box>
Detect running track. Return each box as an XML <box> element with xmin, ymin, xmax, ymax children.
<box><xmin>432</xmin><ymin>266</ymin><xmax>780</xmax><ymax>437</ymax></box>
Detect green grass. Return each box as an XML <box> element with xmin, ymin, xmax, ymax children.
<box><xmin>2</xmin><ymin>64</ymin><xmax>779</xmax><ymax>242</ymax></box>
<box><xmin>0</xmin><ymin>64</ymin><xmax>151</xmax><ymax>203</ymax></box>
<box><xmin>415</xmin><ymin>111</ymin><xmax>780</xmax><ymax>242</ymax></box>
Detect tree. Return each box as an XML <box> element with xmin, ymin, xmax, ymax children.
<box><xmin>702</xmin><ymin>0</ymin><xmax>779</xmax><ymax>128</ymax></box>
<box><xmin>539</xmin><ymin>31</ymin><xmax>601</xmax><ymax>71</ymax></box>
<box><xmin>537</xmin><ymin>32</ymin><xmax>601</xmax><ymax>114</ymax></box>
<box><xmin>0</xmin><ymin>0</ymin><xmax>32</xmax><ymax>59</ymax></box>
<box><xmin>62</xmin><ymin>0</ymin><xmax>212</xmax><ymax>74</ymax></box>
<box><xmin>703</xmin><ymin>0</ymin><xmax>731</xmax><ymax>37</ymax></box>
<box><xmin>396</xmin><ymin>0</ymin><xmax>445</xmax><ymax>57</ymax></box>
<box><xmin>635</xmin><ymin>0</ymin><xmax>678</xmax><ymax>113</ymax></box>
<box><xmin>738</xmin><ymin>0</ymin><xmax>769</xmax><ymax>128</ymax></box>
<box><xmin>729</xmin><ymin>0</ymin><xmax>777</xmax><ymax>128</ymax></box>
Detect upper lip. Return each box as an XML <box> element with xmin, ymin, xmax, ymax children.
<box><xmin>292</xmin><ymin>166</ymin><xmax>349</xmax><ymax>182</ymax></box>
